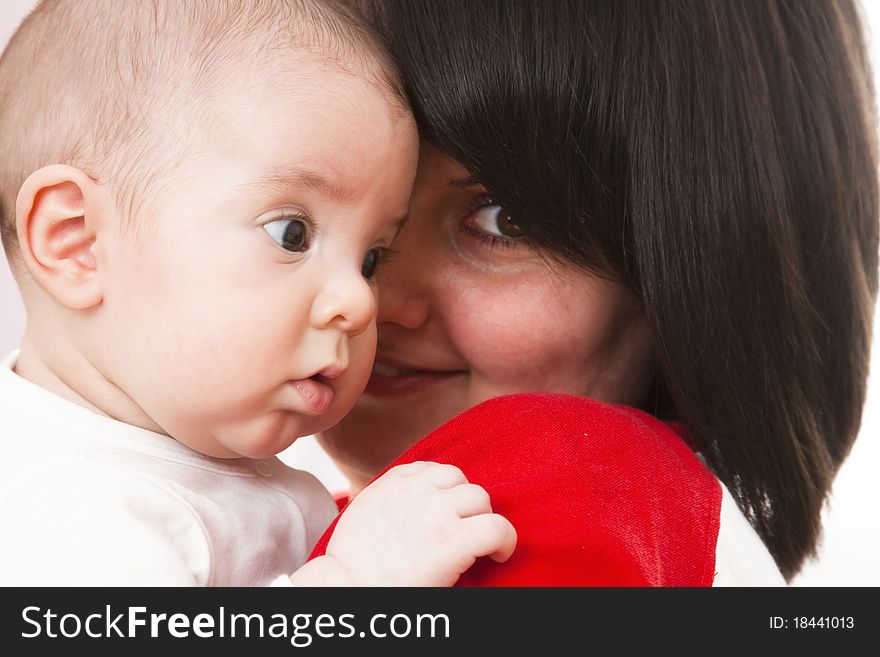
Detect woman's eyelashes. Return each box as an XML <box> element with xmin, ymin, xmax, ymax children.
<box><xmin>459</xmin><ymin>200</ymin><xmax>528</xmax><ymax>251</ymax></box>
<box><xmin>263</xmin><ymin>211</ymin><xmax>311</xmax><ymax>253</ymax></box>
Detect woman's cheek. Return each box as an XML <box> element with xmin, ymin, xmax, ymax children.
<box><xmin>447</xmin><ymin>266</ymin><xmax>645</xmax><ymax>402</ymax></box>
<box><xmin>449</xmin><ymin>278</ymin><xmax>577</xmax><ymax>385</ymax></box>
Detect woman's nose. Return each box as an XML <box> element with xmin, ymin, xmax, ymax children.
<box><xmin>310</xmin><ymin>268</ymin><xmax>376</xmax><ymax>337</ymax></box>
<box><xmin>375</xmin><ymin>224</ymin><xmax>431</xmax><ymax>330</ymax></box>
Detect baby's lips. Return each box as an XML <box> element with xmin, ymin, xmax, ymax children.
<box><xmin>316</xmin><ymin>362</ymin><xmax>347</xmax><ymax>380</ymax></box>
<box><xmin>291</xmin><ymin>378</ymin><xmax>334</xmax><ymax>414</ymax></box>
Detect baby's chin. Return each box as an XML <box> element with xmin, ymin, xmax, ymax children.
<box><xmin>208</xmin><ymin>408</ymin><xmax>354</xmax><ymax>459</ymax></box>
<box><xmin>153</xmin><ymin>402</ymin><xmax>358</xmax><ymax>459</ymax></box>
<box><xmin>161</xmin><ymin>416</ymin><xmax>295</xmax><ymax>460</ymax></box>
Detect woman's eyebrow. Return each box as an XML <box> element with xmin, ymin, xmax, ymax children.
<box><xmin>391</xmin><ymin>214</ymin><xmax>409</xmax><ymax>238</ymax></box>
<box><xmin>241</xmin><ymin>166</ymin><xmax>354</xmax><ymax>202</ymax></box>
<box><xmin>449</xmin><ymin>175</ymin><xmax>481</xmax><ymax>189</ymax></box>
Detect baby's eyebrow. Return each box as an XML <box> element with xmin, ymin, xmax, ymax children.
<box><xmin>241</xmin><ymin>166</ymin><xmax>354</xmax><ymax>202</ymax></box>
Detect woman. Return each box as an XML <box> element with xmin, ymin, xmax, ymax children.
<box><xmin>315</xmin><ymin>0</ymin><xmax>878</xmax><ymax>584</ymax></box>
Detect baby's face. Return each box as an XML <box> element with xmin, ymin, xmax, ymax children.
<box><xmin>92</xmin><ymin>55</ymin><xmax>418</xmax><ymax>458</ymax></box>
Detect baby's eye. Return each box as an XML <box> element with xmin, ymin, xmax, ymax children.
<box><xmin>263</xmin><ymin>217</ymin><xmax>310</xmax><ymax>252</ymax></box>
<box><xmin>361</xmin><ymin>247</ymin><xmax>383</xmax><ymax>279</ymax></box>
<box><xmin>466</xmin><ymin>204</ymin><xmax>525</xmax><ymax>239</ymax></box>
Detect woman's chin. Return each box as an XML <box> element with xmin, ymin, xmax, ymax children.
<box><xmin>323</xmin><ymin>397</ymin><xmax>461</xmax><ymax>476</ymax></box>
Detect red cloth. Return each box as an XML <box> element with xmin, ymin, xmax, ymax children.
<box><xmin>309</xmin><ymin>393</ymin><xmax>721</xmax><ymax>586</ymax></box>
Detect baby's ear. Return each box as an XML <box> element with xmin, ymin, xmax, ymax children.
<box><xmin>15</xmin><ymin>164</ymin><xmax>111</xmax><ymax>309</ymax></box>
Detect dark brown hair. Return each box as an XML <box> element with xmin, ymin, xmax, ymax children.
<box><xmin>369</xmin><ymin>0</ymin><xmax>879</xmax><ymax>580</ymax></box>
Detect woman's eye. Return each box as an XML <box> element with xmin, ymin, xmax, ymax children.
<box><xmin>466</xmin><ymin>204</ymin><xmax>525</xmax><ymax>239</ymax></box>
<box><xmin>263</xmin><ymin>218</ymin><xmax>309</xmax><ymax>252</ymax></box>
<box><xmin>361</xmin><ymin>248</ymin><xmax>382</xmax><ymax>279</ymax></box>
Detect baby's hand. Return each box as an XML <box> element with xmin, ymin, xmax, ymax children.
<box><xmin>324</xmin><ymin>461</ymin><xmax>516</xmax><ymax>586</ymax></box>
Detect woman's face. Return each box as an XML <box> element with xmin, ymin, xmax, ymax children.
<box><xmin>318</xmin><ymin>144</ymin><xmax>656</xmax><ymax>490</ymax></box>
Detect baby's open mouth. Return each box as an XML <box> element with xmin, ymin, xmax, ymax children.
<box><xmin>291</xmin><ymin>376</ymin><xmax>334</xmax><ymax>414</ymax></box>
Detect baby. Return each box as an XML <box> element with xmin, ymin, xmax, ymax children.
<box><xmin>0</xmin><ymin>0</ymin><xmax>515</xmax><ymax>586</ymax></box>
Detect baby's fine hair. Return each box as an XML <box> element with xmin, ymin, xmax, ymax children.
<box><xmin>0</xmin><ymin>0</ymin><xmax>405</xmax><ymax>267</ymax></box>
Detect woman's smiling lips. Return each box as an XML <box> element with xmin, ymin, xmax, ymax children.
<box><xmin>364</xmin><ymin>358</ymin><xmax>467</xmax><ymax>397</ymax></box>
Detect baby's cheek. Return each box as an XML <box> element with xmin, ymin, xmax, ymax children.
<box><xmin>345</xmin><ymin>325</ymin><xmax>378</xmax><ymax>395</ymax></box>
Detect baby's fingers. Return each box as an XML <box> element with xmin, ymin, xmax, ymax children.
<box><xmin>393</xmin><ymin>461</ymin><xmax>468</xmax><ymax>489</ymax></box>
<box><xmin>445</xmin><ymin>483</ymin><xmax>492</xmax><ymax>517</ymax></box>
<box><xmin>460</xmin><ymin>513</ymin><xmax>517</xmax><ymax>563</ymax></box>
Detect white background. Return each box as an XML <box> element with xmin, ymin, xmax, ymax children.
<box><xmin>1</xmin><ymin>0</ymin><xmax>878</xmax><ymax>585</ymax></box>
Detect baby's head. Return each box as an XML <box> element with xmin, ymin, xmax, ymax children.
<box><xmin>0</xmin><ymin>0</ymin><xmax>418</xmax><ymax>458</ymax></box>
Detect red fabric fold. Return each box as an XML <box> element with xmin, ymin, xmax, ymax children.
<box><xmin>309</xmin><ymin>393</ymin><xmax>721</xmax><ymax>586</ymax></box>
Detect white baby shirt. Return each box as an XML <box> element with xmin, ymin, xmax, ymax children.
<box><xmin>0</xmin><ymin>352</ymin><xmax>337</xmax><ymax>586</ymax></box>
